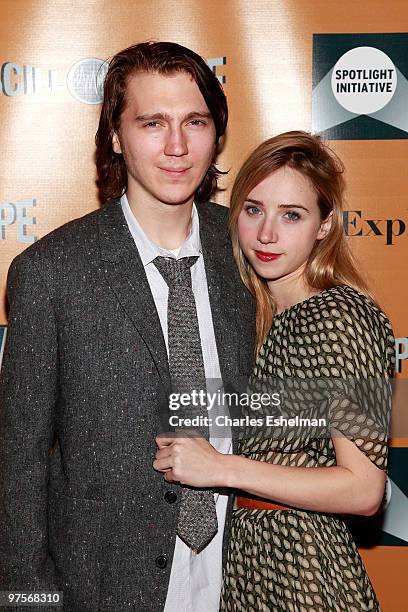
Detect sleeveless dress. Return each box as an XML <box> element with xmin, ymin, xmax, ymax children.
<box><xmin>221</xmin><ymin>285</ymin><xmax>395</xmax><ymax>612</ymax></box>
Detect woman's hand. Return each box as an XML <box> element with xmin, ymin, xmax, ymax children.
<box><xmin>153</xmin><ymin>431</ymin><xmax>226</xmax><ymax>488</ymax></box>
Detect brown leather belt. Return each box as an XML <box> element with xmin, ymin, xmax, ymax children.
<box><xmin>236</xmin><ymin>495</ymin><xmax>289</xmax><ymax>511</ymax></box>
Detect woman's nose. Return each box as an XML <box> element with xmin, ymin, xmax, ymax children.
<box><xmin>257</xmin><ymin>219</ymin><xmax>278</xmax><ymax>244</ymax></box>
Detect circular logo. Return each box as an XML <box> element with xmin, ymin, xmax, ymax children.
<box><xmin>66</xmin><ymin>58</ymin><xmax>108</xmax><ymax>105</ymax></box>
<box><xmin>331</xmin><ymin>46</ymin><xmax>397</xmax><ymax>115</ymax></box>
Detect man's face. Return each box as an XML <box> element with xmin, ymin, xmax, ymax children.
<box><xmin>112</xmin><ymin>70</ymin><xmax>217</xmax><ymax>208</ymax></box>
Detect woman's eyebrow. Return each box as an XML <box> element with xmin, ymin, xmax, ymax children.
<box><xmin>278</xmin><ymin>203</ymin><xmax>310</xmax><ymax>213</ymax></box>
<box><xmin>244</xmin><ymin>198</ymin><xmax>310</xmax><ymax>213</ymax></box>
<box><xmin>245</xmin><ymin>198</ymin><xmax>264</xmax><ymax>206</ymax></box>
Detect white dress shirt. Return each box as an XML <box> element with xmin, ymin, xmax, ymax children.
<box><xmin>120</xmin><ymin>194</ymin><xmax>231</xmax><ymax>612</ymax></box>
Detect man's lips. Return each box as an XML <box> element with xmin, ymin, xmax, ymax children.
<box><xmin>254</xmin><ymin>251</ymin><xmax>282</xmax><ymax>262</ymax></box>
<box><xmin>159</xmin><ymin>167</ymin><xmax>191</xmax><ymax>175</ymax></box>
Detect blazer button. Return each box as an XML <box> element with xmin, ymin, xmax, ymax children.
<box><xmin>164</xmin><ymin>491</ymin><xmax>177</xmax><ymax>504</ymax></box>
<box><xmin>155</xmin><ymin>555</ymin><xmax>167</xmax><ymax>569</ymax></box>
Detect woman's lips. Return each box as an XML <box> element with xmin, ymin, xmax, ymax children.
<box><xmin>254</xmin><ymin>251</ymin><xmax>282</xmax><ymax>262</ymax></box>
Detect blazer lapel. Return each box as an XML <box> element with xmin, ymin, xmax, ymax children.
<box><xmin>197</xmin><ymin>203</ymin><xmax>240</xmax><ymax>388</ymax></box>
<box><xmin>97</xmin><ymin>199</ymin><xmax>171</xmax><ymax>395</ymax></box>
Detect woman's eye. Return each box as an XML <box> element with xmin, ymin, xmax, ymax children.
<box><xmin>285</xmin><ymin>210</ymin><xmax>300</xmax><ymax>221</ymax></box>
<box><xmin>245</xmin><ymin>205</ymin><xmax>262</xmax><ymax>216</ymax></box>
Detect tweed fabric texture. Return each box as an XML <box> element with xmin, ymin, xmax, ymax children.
<box><xmin>154</xmin><ymin>255</ymin><xmax>217</xmax><ymax>552</ymax></box>
<box><xmin>0</xmin><ymin>199</ymin><xmax>256</xmax><ymax>611</ymax></box>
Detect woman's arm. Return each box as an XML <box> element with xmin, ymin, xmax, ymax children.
<box><xmin>154</xmin><ymin>433</ymin><xmax>386</xmax><ymax>516</ymax></box>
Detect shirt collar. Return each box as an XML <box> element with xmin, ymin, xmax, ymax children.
<box><xmin>120</xmin><ymin>193</ymin><xmax>202</xmax><ymax>266</ymax></box>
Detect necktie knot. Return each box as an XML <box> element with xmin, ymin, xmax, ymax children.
<box><xmin>153</xmin><ymin>255</ymin><xmax>198</xmax><ymax>288</ymax></box>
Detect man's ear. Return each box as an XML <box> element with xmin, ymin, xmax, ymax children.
<box><xmin>317</xmin><ymin>211</ymin><xmax>333</xmax><ymax>240</ymax></box>
<box><xmin>112</xmin><ymin>131</ymin><xmax>122</xmax><ymax>155</ymax></box>
<box><xmin>216</xmin><ymin>134</ymin><xmax>226</xmax><ymax>155</ymax></box>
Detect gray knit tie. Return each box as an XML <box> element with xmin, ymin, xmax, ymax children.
<box><xmin>154</xmin><ymin>255</ymin><xmax>218</xmax><ymax>552</ymax></box>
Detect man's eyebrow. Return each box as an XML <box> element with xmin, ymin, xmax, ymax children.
<box><xmin>184</xmin><ymin>111</ymin><xmax>212</xmax><ymax>120</ymax></box>
<box><xmin>134</xmin><ymin>111</ymin><xmax>212</xmax><ymax>122</ymax></box>
<box><xmin>135</xmin><ymin>112</ymin><xmax>169</xmax><ymax>122</ymax></box>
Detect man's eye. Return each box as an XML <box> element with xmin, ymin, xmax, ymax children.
<box><xmin>144</xmin><ymin>121</ymin><xmax>160</xmax><ymax>127</ymax></box>
<box><xmin>190</xmin><ymin>119</ymin><xmax>205</xmax><ymax>126</ymax></box>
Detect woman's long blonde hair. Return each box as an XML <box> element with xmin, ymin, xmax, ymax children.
<box><xmin>229</xmin><ymin>131</ymin><xmax>374</xmax><ymax>353</ymax></box>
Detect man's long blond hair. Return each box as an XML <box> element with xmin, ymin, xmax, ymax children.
<box><xmin>229</xmin><ymin>131</ymin><xmax>374</xmax><ymax>353</ymax></box>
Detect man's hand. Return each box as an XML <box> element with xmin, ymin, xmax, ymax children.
<box><xmin>154</xmin><ymin>431</ymin><xmax>225</xmax><ymax>488</ymax></box>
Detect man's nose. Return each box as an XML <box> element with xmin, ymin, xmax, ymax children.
<box><xmin>164</xmin><ymin>126</ymin><xmax>188</xmax><ymax>156</ymax></box>
<box><xmin>257</xmin><ymin>219</ymin><xmax>278</xmax><ymax>244</ymax></box>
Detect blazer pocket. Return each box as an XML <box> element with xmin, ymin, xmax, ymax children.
<box><xmin>48</xmin><ymin>489</ymin><xmax>103</xmax><ymax>611</ymax></box>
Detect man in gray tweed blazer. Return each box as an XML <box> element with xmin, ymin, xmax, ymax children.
<box><xmin>0</xmin><ymin>42</ymin><xmax>255</xmax><ymax>611</ymax></box>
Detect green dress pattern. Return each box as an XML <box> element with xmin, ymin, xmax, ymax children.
<box><xmin>221</xmin><ymin>285</ymin><xmax>394</xmax><ymax>612</ymax></box>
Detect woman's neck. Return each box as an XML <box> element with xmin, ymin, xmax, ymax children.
<box><xmin>267</xmin><ymin>264</ymin><xmax>319</xmax><ymax>314</ymax></box>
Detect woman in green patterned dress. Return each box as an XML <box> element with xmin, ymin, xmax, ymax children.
<box><xmin>154</xmin><ymin>131</ymin><xmax>394</xmax><ymax>611</ymax></box>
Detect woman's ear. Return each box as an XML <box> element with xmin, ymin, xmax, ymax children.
<box><xmin>317</xmin><ymin>211</ymin><xmax>333</xmax><ymax>240</ymax></box>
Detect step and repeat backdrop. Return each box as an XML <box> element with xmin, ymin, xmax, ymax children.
<box><xmin>0</xmin><ymin>1</ymin><xmax>407</xmax><ymax>608</ymax></box>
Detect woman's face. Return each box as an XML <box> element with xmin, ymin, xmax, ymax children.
<box><xmin>237</xmin><ymin>166</ymin><xmax>332</xmax><ymax>283</ymax></box>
